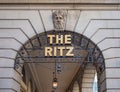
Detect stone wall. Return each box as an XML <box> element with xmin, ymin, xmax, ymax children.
<box><xmin>0</xmin><ymin>8</ymin><xmax>120</xmax><ymax>92</ymax></box>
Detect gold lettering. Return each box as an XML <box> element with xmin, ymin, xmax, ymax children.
<box><xmin>45</xmin><ymin>34</ymin><xmax>74</xmax><ymax>57</ymax></box>
<box><xmin>66</xmin><ymin>47</ymin><xmax>74</xmax><ymax>56</ymax></box>
<box><xmin>45</xmin><ymin>47</ymin><xmax>52</xmax><ymax>56</ymax></box>
<box><xmin>65</xmin><ymin>35</ymin><xmax>71</xmax><ymax>44</ymax></box>
<box><xmin>47</xmin><ymin>35</ymin><xmax>55</xmax><ymax>44</ymax></box>
<box><xmin>56</xmin><ymin>35</ymin><xmax>63</xmax><ymax>44</ymax></box>
<box><xmin>58</xmin><ymin>47</ymin><xmax>65</xmax><ymax>56</ymax></box>
<box><xmin>53</xmin><ymin>47</ymin><xmax>57</xmax><ymax>56</ymax></box>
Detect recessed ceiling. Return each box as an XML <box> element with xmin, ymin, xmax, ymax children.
<box><xmin>35</xmin><ymin>62</ymin><xmax>81</xmax><ymax>92</ymax></box>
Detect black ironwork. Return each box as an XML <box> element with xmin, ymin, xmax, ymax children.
<box><xmin>14</xmin><ymin>30</ymin><xmax>105</xmax><ymax>79</ymax></box>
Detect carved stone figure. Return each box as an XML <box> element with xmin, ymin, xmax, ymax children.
<box><xmin>53</xmin><ymin>10</ymin><xmax>66</xmax><ymax>30</ymax></box>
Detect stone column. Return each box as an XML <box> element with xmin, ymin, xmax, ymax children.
<box><xmin>72</xmin><ymin>81</ymin><xmax>79</xmax><ymax>92</ymax></box>
<box><xmin>81</xmin><ymin>63</ymin><xmax>96</xmax><ymax>92</ymax></box>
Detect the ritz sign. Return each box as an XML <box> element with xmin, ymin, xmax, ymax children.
<box><xmin>45</xmin><ymin>34</ymin><xmax>74</xmax><ymax>57</ymax></box>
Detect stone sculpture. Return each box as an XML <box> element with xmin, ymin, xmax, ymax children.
<box><xmin>53</xmin><ymin>10</ymin><xmax>66</xmax><ymax>30</ymax></box>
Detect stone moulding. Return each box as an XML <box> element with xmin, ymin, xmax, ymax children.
<box><xmin>0</xmin><ymin>0</ymin><xmax>120</xmax><ymax>4</ymax></box>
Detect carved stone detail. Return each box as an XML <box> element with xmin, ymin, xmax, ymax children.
<box><xmin>52</xmin><ymin>10</ymin><xmax>66</xmax><ymax>30</ymax></box>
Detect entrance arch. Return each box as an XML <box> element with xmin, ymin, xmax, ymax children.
<box><xmin>14</xmin><ymin>30</ymin><xmax>105</xmax><ymax>92</ymax></box>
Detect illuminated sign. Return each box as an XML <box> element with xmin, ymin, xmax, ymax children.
<box><xmin>45</xmin><ymin>34</ymin><xmax>74</xmax><ymax>57</ymax></box>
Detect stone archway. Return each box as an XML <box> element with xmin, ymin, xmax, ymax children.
<box><xmin>15</xmin><ymin>30</ymin><xmax>105</xmax><ymax>92</ymax></box>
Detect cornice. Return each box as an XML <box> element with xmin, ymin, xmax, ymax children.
<box><xmin>0</xmin><ymin>4</ymin><xmax>120</xmax><ymax>10</ymax></box>
<box><xmin>0</xmin><ymin>0</ymin><xmax>120</xmax><ymax>10</ymax></box>
<box><xmin>0</xmin><ymin>0</ymin><xmax>120</xmax><ymax>4</ymax></box>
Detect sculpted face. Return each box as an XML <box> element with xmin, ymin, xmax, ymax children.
<box><xmin>54</xmin><ymin>14</ymin><xmax>64</xmax><ymax>24</ymax></box>
<box><xmin>53</xmin><ymin>10</ymin><xmax>65</xmax><ymax>30</ymax></box>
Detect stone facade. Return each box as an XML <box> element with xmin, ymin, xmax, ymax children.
<box><xmin>0</xmin><ymin>1</ymin><xmax>120</xmax><ymax>92</ymax></box>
